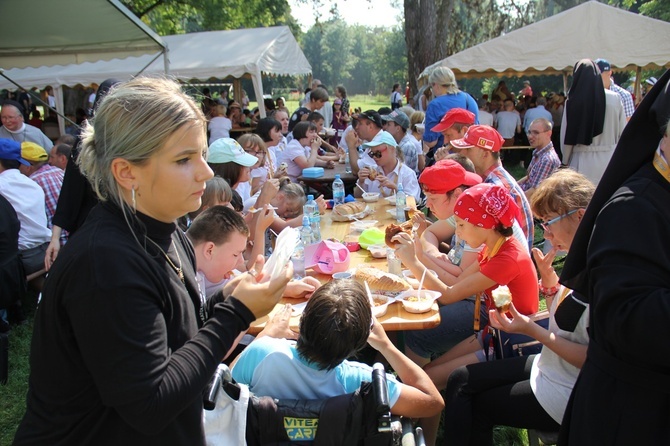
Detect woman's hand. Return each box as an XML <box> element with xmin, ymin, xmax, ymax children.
<box><xmin>227</xmin><ymin>255</ymin><xmax>292</xmax><ymax>319</ymax></box>
<box><xmin>391</xmin><ymin>231</ymin><xmax>418</xmax><ymax>265</ymax></box>
<box><xmin>284</xmin><ymin>276</ymin><xmax>321</xmax><ymax>299</ymax></box>
<box><xmin>532</xmin><ymin>246</ymin><xmax>558</xmax><ymax>287</ymax></box>
<box><xmin>488</xmin><ymin>303</ymin><xmax>532</xmax><ymax>336</ymax></box>
<box><xmin>324</xmin><ymin>160</ymin><xmax>335</xmax><ymax>169</ymax></box>
<box><xmin>376</xmin><ymin>175</ymin><xmax>394</xmax><ymax>190</ymax></box>
<box><xmin>310</xmin><ymin>136</ymin><xmax>323</xmax><ymax>152</ymax></box>
<box><xmin>256</xmin><ymin>304</ymin><xmax>298</xmax><ymax>340</ymax></box>
<box><xmin>358</xmin><ymin>167</ymin><xmax>371</xmax><ymax>181</ymax></box>
<box><xmin>44</xmin><ymin>238</ymin><xmax>61</xmax><ymax>271</ymax></box>
<box><xmin>411</xmin><ymin>213</ymin><xmax>429</xmax><ymax>237</ymax></box>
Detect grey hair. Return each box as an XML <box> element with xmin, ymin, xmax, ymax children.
<box><xmin>78</xmin><ymin>77</ymin><xmax>206</xmax><ymax>209</ymax></box>
<box><xmin>428</xmin><ymin>67</ymin><xmax>459</xmax><ymax>95</ymax></box>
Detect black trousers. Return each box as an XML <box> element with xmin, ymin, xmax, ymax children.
<box><xmin>442</xmin><ymin>355</ymin><xmax>560</xmax><ymax>446</ymax></box>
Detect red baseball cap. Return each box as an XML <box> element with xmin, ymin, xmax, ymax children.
<box><xmin>431</xmin><ymin>108</ymin><xmax>476</xmax><ymax>133</ymax></box>
<box><xmin>450</xmin><ymin>125</ymin><xmax>505</xmax><ymax>153</ymax></box>
<box><xmin>419</xmin><ymin>160</ymin><xmax>482</xmax><ymax>194</ymax></box>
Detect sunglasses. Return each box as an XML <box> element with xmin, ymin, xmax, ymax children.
<box><xmin>368</xmin><ymin>146</ymin><xmax>388</xmax><ymax>159</ymax></box>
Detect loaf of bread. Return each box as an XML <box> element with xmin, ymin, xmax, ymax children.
<box><xmin>385</xmin><ymin>221</ymin><xmax>414</xmax><ymax>248</ymax></box>
<box><xmin>355</xmin><ymin>267</ymin><xmax>411</xmax><ymax>292</ymax></box>
<box><xmin>333</xmin><ymin>201</ymin><xmax>366</xmax><ymax>216</ymax></box>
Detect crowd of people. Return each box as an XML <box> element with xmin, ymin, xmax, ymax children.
<box><xmin>0</xmin><ymin>59</ymin><xmax>668</xmax><ymax>445</ymax></box>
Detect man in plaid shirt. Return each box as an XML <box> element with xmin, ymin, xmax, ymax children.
<box><xmin>518</xmin><ymin>118</ymin><xmax>561</xmax><ymax>200</ymax></box>
<box><xmin>596</xmin><ymin>58</ymin><xmax>635</xmax><ymax>121</ymax></box>
<box><xmin>19</xmin><ymin>142</ymin><xmax>67</xmax><ymax>244</ymax></box>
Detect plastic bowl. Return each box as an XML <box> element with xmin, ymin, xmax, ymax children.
<box><xmin>384</xmin><ymin>195</ymin><xmax>397</xmax><ymax>205</ymax></box>
<box><xmin>396</xmin><ymin>289</ymin><xmax>441</xmax><ymax>314</ymax></box>
<box><xmin>371</xmin><ymin>294</ymin><xmax>393</xmax><ymax>317</ymax></box>
<box><xmin>362</xmin><ymin>192</ymin><xmax>380</xmax><ymax>202</ymax></box>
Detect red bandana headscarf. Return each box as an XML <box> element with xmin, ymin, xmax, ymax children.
<box><xmin>453</xmin><ymin>183</ymin><xmax>518</xmax><ymax>229</ymax></box>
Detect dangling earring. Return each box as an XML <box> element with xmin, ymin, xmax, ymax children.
<box><xmin>131</xmin><ymin>186</ymin><xmax>137</xmax><ymax>213</ymax></box>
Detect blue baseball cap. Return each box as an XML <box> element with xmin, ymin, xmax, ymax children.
<box><xmin>0</xmin><ymin>138</ymin><xmax>30</xmax><ymax>165</ymax></box>
<box><xmin>594</xmin><ymin>58</ymin><xmax>611</xmax><ymax>73</ymax></box>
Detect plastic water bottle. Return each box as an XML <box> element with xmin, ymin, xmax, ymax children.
<box><xmin>396</xmin><ymin>182</ymin><xmax>406</xmax><ymax>223</ymax></box>
<box><xmin>345</xmin><ymin>151</ymin><xmax>351</xmax><ymax>174</ymax></box>
<box><xmin>304</xmin><ymin>195</ymin><xmax>321</xmax><ymax>242</ymax></box>
<box><xmin>291</xmin><ymin>217</ymin><xmax>311</xmax><ymax>280</ymax></box>
<box><xmin>333</xmin><ymin>174</ymin><xmax>345</xmax><ymax>206</ymax></box>
<box><xmin>300</xmin><ymin>215</ymin><xmax>314</xmax><ymax>246</ymax></box>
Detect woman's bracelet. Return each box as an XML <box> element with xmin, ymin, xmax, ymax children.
<box><xmin>539</xmin><ymin>281</ymin><xmax>560</xmax><ymax>298</ymax></box>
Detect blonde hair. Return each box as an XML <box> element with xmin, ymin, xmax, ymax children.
<box><xmin>428</xmin><ymin>67</ymin><xmax>459</xmax><ymax>95</ymax></box>
<box><xmin>410</xmin><ymin>111</ymin><xmax>425</xmax><ymax>132</ymax></box>
<box><xmin>531</xmin><ymin>169</ymin><xmax>594</xmax><ymax>218</ymax></box>
<box><xmin>78</xmin><ymin>77</ymin><xmax>205</xmax><ymax>209</ymax></box>
<box><xmin>238</xmin><ymin>133</ymin><xmax>272</xmax><ymax>175</ymax></box>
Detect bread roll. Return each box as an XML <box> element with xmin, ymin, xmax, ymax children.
<box><xmin>368</xmin><ymin>168</ymin><xmax>378</xmax><ymax>181</ymax></box>
<box><xmin>355</xmin><ymin>267</ymin><xmax>411</xmax><ymax>292</ymax></box>
<box><xmin>334</xmin><ymin>201</ymin><xmax>366</xmax><ymax>216</ymax></box>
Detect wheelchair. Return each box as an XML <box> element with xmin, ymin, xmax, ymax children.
<box><xmin>204</xmin><ymin>362</ymin><xmax>426</xmax><ymax>446</ymax></box>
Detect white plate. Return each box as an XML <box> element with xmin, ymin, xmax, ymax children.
<box><xmin>290</xmin><ymin>301</ymin><xmax>308</xmax><ymax>315</ymax></box>
<box><xmin>384</xmin><ymin>195</ymin><xmax>397</xmax><ymax>205</ymax></box>
<box><xmin>368</xmin><ymin>244</ymin><xmax>388</xmax><ymax>258</ymax></box>
<box><xmin>386</xmin><ymin>209</ymin><xmax>402</xmax><ymax>218</ymax></box>
<box><xmin>351</xmin><ymin>220</ymin><xmax>378</xmax><ymax>233</ymax></box>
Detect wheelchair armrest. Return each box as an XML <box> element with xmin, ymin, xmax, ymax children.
<box><xmin>372</xmin><ymin>363</ymin><xmax>393</xmax><ymax>433</ymax></box>
<box><xmin>204</xmin><ymin>363</ymin><xmax>234</xmax><ymax>410</ymax></box>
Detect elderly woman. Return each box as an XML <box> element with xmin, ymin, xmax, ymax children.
<box><xmin>439</xmin><ymin>169</ymin><xmax>594</xmax><ymax>446</ymax></box>
<box><xmin>561</xmin><ymin>59</ymin><xmax>626</xmax><ymax>185</ymax></box>
<box><xmin>422</xmin><ymin>67</ymin><xmax>479</xmax><ymax>162</ymax></box>
<box><xmin>13</xmin><ymin>78</ymin><xmax>291</xmax><ymax>445</ymax></box>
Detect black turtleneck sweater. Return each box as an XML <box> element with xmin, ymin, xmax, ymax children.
<box><xmin>14</xmin><ymin>202</ymin><xmax>255</xmax><ymax>445</ymax></box>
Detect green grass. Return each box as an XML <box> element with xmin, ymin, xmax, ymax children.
<box><xmin>0</xmin><ymin>319</ymin><xmax>32</xmax><ymax>444</ymax></box>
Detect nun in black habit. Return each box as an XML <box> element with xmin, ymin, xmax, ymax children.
<box><xmin>559</xmin><ymin>69</ymin><xmax>670</xmax><ymax>445</ymax></box>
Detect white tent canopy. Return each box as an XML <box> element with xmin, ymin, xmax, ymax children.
<box><xmin>0</xmin><ymin>0</ymin><xmax>166</xmax><ymax>69</ymax></box>
<box><xmin>420</xmin><ymin>1</ymin><xmax>670</xmax><ymax>80</ymax></box>
<box><xmin>0</xmin><ymin>26</ymin><xmax>311</xmax><ymax>119</ymax></box>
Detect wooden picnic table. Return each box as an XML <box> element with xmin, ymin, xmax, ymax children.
<box><xmin>248</xmin><ymin>197</ymin><xmax>441</xmax><ymax>334</ymax></box>
<box><xmin>297</xmin><ymin>162</ymin><xmax>358</xmax><ymax>198</ymax></box>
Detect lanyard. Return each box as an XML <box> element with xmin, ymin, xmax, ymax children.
<box><xmin>653</xmin><ymin>150</ymin><xmax>670</xmax><ymax>184</ymax></box>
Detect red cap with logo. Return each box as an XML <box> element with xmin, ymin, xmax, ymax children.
<box><xmin>450</xmin><ymin>125</ymin><xmax>505</xmax><ymax>153</ymax></box>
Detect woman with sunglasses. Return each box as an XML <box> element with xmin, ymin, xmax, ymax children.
<box><xmin>434</xmin><ymin>169</ymin><xmax>594</xmax><ymax>446</ymax></box>
<box><xmin>354</xmin><ymin>130</ymin><xmax>421</xmax><ymax>201</ymax></box>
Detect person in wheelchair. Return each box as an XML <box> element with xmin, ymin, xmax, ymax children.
<box><xmin>440</xmin><ymin>169</ymin><xmax>594</xmax><ymax>446</ymax></box>
<box><xmin>232</xmin><ymin>279</ymin><xmax>444</xmax><ymax>418</ymax></box>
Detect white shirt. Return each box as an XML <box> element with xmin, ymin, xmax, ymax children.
<box><xmin>208</xmin><ymin>117</ymin><xmax>232</xmax><ymax>144</ymax></box>
<box><xmin>0</xmin><ymin>169</ymin><xmax>51</xmax><ymax>250</ymax></box>
<box><xmin>279</xmin><ymin>138</ymin><xmax>310</xmax><ymax>182</ymax></box>
<box><xmin>363</xmin><ymin>160</ymin><xmax>420</xmax><ymax>201</ymax></box>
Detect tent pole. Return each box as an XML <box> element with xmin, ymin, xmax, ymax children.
<box><xmin>252</xmin><ymin>69</ymin><xmax>266</xmax><ymax>118</ymax></box>
<box><xmin>0</xmin><ymin>70</ymin><xmax>77</xmax><ymax>128</ymax></box>
<box><xmin>132</xmin><ymin>51</ymin><xmax>165</xmax><ymax>78</ymax></box>
<box><xmin>163</xmin><ymin>47</ymin><xmax>170</xmax><ymax>75</ymax></box>
<box><xmin>562</xmin><ymin>71</ymin><xmax>568</xmax><ymax>94</ymax></box>
<box><xmin>634</xmin><ymin>66</ymin><xmax>642</xmax><ymax>106</ymax></box>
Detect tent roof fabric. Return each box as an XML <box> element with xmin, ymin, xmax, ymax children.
<box><xmin>420</xmin><ymin>1</ymin><xmax>670</xmax><ymax>79</ymax></box>
<box><xmin>0</xmin><ymin>0</ymin><xmax>165</xmax><ymax>69</ymax></box>
<box><xmin>0</xmin><ymin>26</ymin><xmax>311</xmax><ymax>90</ymax></box>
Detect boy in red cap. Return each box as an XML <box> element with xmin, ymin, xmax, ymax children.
<box><xmin>430</xmin><ymin>108</ymin><xmax>476</xmax><ymax>163</ymax></box>
<box><xmin>450</xmin><ymin>125</ymin><xmax>534</xmax><ymax>251</ymax></box>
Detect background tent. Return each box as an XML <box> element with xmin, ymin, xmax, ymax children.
<box><xmin>0</xmin><ymin>26</ymin><xmax>311</xmax><ymax>121</ymax></box>
<box><xmin>0</xmin><ymin>0</ymin><xmax>166</xmax><ymax>133</ymax></box>
<box><xmin>419</xmin><ymin>1</ymin><xmax>670</xmax><ymax>95</ymax></box>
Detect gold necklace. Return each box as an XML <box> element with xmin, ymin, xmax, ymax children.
<box><xmin>147</xmin><ymin>238</ymin><xmax>185</xmax><ymax>283</ymax></box>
